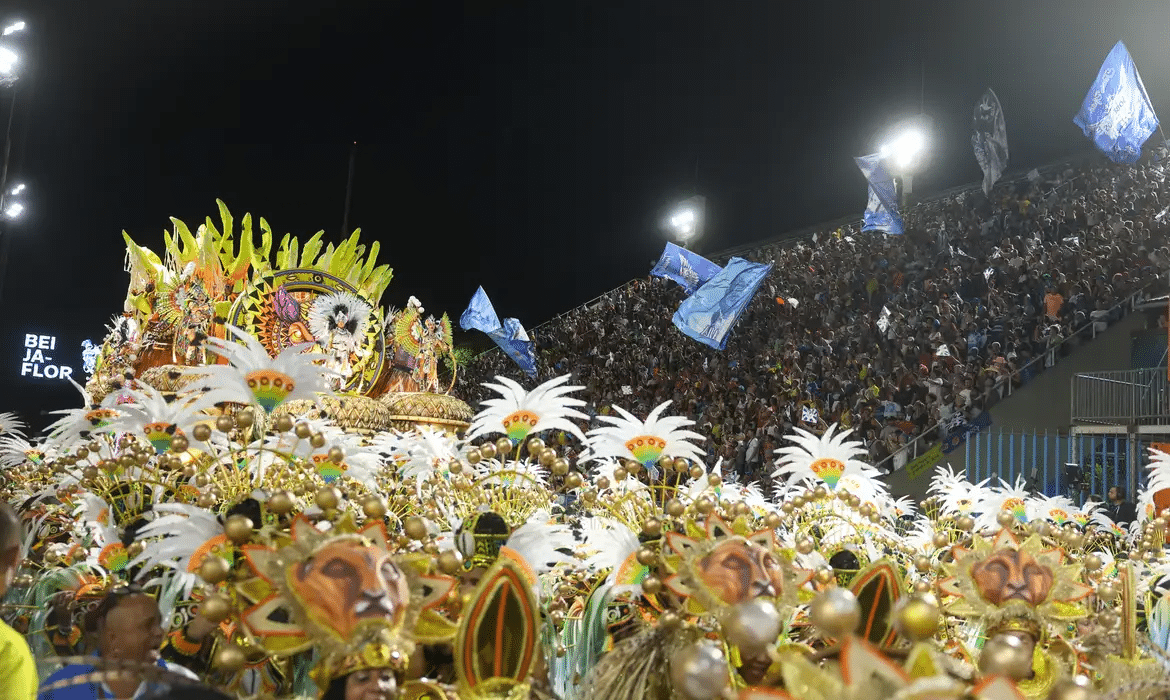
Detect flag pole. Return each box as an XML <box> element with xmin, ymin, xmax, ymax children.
<box><xmin>341</xmin><ymin>141</ymin><xmax>357</xmax><ymax>236</ymax></box>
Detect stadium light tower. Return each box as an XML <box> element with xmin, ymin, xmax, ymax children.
<box><xmin>665</xmin><ymin>195</ymin><xmax>706</xmax><ymax>248</ymax></box>
<box><xmin>0</xmin><ymin>19</ymin><xmax>24</xmax><ymax>85</ymax></box>
<box><xmin>878</xmin><ymin>114</ymin><xmax>933</xmax><ymax>205</ymax></box>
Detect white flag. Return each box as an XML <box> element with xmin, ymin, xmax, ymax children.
<box><xmin>972</xmin><ymin>88</ymin><xmax>1009</xmax><ymax>196</ymax></box>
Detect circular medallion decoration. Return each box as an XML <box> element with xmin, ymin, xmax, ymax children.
<box><xmin>227</xmin><ymin>269</ymin><xmax>387</xmax><ymax>394</ymax></box>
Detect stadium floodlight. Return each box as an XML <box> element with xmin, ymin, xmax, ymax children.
<box><xmin>9</xmin><ymin>183</ymin><xmax>24</xmax><ymax>195</ymax></box>
<box><xmin>880</xmin><ymin>128</ymin><xmax>926</xmax><ymax>169</ymax></box>
<box><xmin>4</xmin><ymin>201</ymin><xmax>24</xmax><ymax>219</ymax></box>
<box><xmin>2</xmin><ymin>21</ymin><xmax>24</xmax><ymax>36</ymax></box>
<box><xmin>665</xmin><ymin>195</ymin><xmax>706</xmax><ymax>244</ymax></box>
<box><xmin>0</xmin><ymin>45</ymin><xmax>16</xmax><ymax>76</ymax></box>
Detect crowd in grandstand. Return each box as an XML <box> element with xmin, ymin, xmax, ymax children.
<box><xmin>459</xmin><ymin>152</ymin><xmax>1170</xmax><ymax>482</ymax></box>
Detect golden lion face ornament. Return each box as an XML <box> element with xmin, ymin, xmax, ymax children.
<box><xmin>286</xmin><ymin>539</ymin><xmax>411</xmax><ymax>643</ymax></box>
<box><xmin>696</xmin><ymin>538</ymin><xmax>786</xmax><ymax>606</ymax></box>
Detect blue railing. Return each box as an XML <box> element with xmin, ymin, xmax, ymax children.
<box><xmin>962</xmin><ymin>429</ymin><xmax>1156</xmax><ymax>503</ymax></box>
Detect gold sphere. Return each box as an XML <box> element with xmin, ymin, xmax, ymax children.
<box><xmin>224</xmin><ymin>515</ymin><xmax>255</xmax><ymax>544</ymax></box>
<box><xmin>198</xmin><ymin>556</ymin><xmax>232</xmax><ymax>584</ymax></box>
<box><xmin>273</xmin><ymin>415</ymin><xmax>294</xmax><ymax>433</ymax></box>
<box><xmin>781</xmin><ymin>502</ymin><xmax>795</xmax><ymax>514</ymax></box>
<box><xmin>695</xmin><ymin>497</ymin><xmax>713</xmax><ymax>514</ymax></box>
<box><xmin>894</xmin><ymin>593</ymin><xmax>940</xmax><ymax>642</ymax></box>
<box><xmin>294</xmin><ymin>422</ymin><xmax>313</xmax><ymax>439</ymax></box>
<box><xmin>956</xmin><ymin>516</ymin><xmax>975</xmax><ymax>532</ymax></box>
<box><xmin>689</xmin><ymin>465</ymin><xmax>704</xmax><ymax>480</ymax></box>
<box><xmin>813</xmin><ymin>486</ymin><xmax>828</xmax><ymax>499</ymax></box>
<box><xmin>979</xmin><ymin>633</ymin><xmax>1033</xmax><ymax>681</ymax></box>
<box><xmin>913</xmin><ymin>580</ymin><xmax>932</xmax><ymax>593</ymax></box>
<box><xmin>1084</xmin><ymin>554</ymin><xmax>1103</xmax><ymax>571</ymax></box>
<box><xmin>551</xmin><ymin>458</ymin><xmax>570</xmax><ymax>476</ymax></box>
<box><xmin>170</xmin><ymin>435</ymin><xmax>189</xmax><ymax>453</ymax></box>
<box><xmin>809</xmin><ymin>588</ymin><xmax>861</xmax><ymax>638</ymax></box>
<box><xmin>213</xmin><ymin>643</ymin><xmax>248</xmax><ymax>673</ymax></box>
<box><xmin>641</xmin><ymin>576</ymin><xmax>663</xmax><ymax>595</ymax></box>
<box><xmin>200</xmin><ymin>594</ymin><xmax>233</xmax><ymax>624</ymax></box>
<box><xmin>215</xmin><ymin>415</ymin><xmax>235</xmax><ymax>433</ymax></box>
<box><xmin>764</xmin><ymin>512</ymin><xmax>782</xmax><ymax>528</ymax></box>
<box><xmin>932</xmin><ymin>532</ymin><xmax>950</xmax><ymax>549</ymax></box>
<box><xmin>666</xmin><ymin>499</ymin><xmax>686</xmax><ymax>517</ymax></box>
<box><xmin>181</xmin><ymin>465</ymin><xmax>197</xmax><ymax>479</ymax></box>
<box><xmin>1098</xmin><ymin>610</ymin><xmax>1119</xmax><ymax>628</ymax></box>
<box><xmin>362</xmin><ymin>496</ymin><xmax>388</xmax><ymax>519</ymax></box>
<box><xmin>596</xmin><ymin>476</ymin><xmax>611</xmax><ymax>490</ymax></box>
<box><xmin>126</xmin><ymin>541</ymin><xmax>145</xmax><ymax>559</ymax></box>
<box><xmin>996</xmin><ymin>511</ymin><xmax>1016</xmax><ymax>528</ymax></box>
<box><xmin>315</xmin><ymin>486</ymin><xmax>342</xmax><ymax>510</ymax></box>
<box><xmin>674</xmin><ymin>457</ymin><xmax>689</xmax><ymax>473</ymax></box>
<box><xmin>82</xmin><ymin>466</ymin><xmax>99</xmax><ymax>482</ymax></box>
<box><xmin>858</xmin><ymin>504</ymin><xmax>873</xmax><ymax>518</ymax></box>
<box><xmin>309</xmin><ymin>433</ymin><xmax>327</xmax><ymax>449</ymax></box>
<box><xmin>538</xmin><ymin>448</ymin><xmax>557</xmax><ymax>467</ymax></box>
<box><xmin>613</xmin><ymin>466</ymin><xmax>628</xmax><ymax>482</ymax></box>
<box><xmin>235</xmin><ymin>410</ymin><xmax>255</xmax><ymax>429</ymax></box>
<box><xmin>659</xmin><ymin>611</ymin><xmax>682</xmax><ymax>630</ymax></box>
<box><xmin>404</xmin><ymin>516</ymin><xmax>428</xmax><ymax>541</ymax></box>
<box><xmin>915</xmin><ymin>555</ymin><xmax>932</xmax><ymax>573</ymax></box>
<box><xmin>707</xmin><ymin>473</ymin><xmax>722</xmax><ymax>487</ymax></box>
<box><xmin>267</xmin><ymin>491</ymin><xmax>295</xmax><ymax>515</ymax></box>
<box><xmin>1047</xmin><ymin>676</ymin><xmax>1095</xmax><ymax>700</ymax></box>
<box><xmin>1096</xmin><ymin>582</ymin><xmax>1117</xmax><ymax>600</ymax></box>
<box><xmin>847</xmin><ymin>495</ymin><xmax>861</xmax><ymax>508</ymax></box>
<box><xmin>479</xmin><ymin>442</ymin><xmax>497</xmax><ymax>460</ymax></box>
<box><xmin>814</xmin><ymin>568</ymin><xmax>834</xmax><ymax>585</ymax></box>
<box><xmin>792</xmin><ymin>497</ymin><xmax>806</xmax><ymax>508</ymax></box>
<box><xmin>526</xmin><ymin>437</ymin><xmax>545</xmax><ymax>455</ymax></box>
<box><xmin>466</xmin><ymin>449</ymin><xmax>482</xmax><ymax>464</ymax></box>
<box><xmin>196</xmin><ymin>493</ymin><xmax>217</xmax><ymax>509</ymax></box>
<box><xmin>327</xmin><ymin>446</ymin><xmax>345</xmax><ymax>464</ymax></box>
<box><xmin>564</xmin><ymin>472</ymin><xmax>583</xmax><ymax>490</ymax></box>
<box><xmin>496</xmin><ymin>437</ymin><xmax>514</xmax><ymax>456</ymax></box>
<box><xmin>438</xmin><ymin>549</ymin><xmax>464</xmax><ymax>575</ymax></box>
<box><xmin>636</xmin><ymin>547</ymin><xmax>657</xmax><ymax>566</ymax></box>
<box><xmin>796</xmin><ymin>539</ymin><xmax>814</xmax><ymax>555</ymax></box>
<box><xmin>642</xmin><ymin>517</ymin><xmax>663</xmax><ymax>537</ymax></box>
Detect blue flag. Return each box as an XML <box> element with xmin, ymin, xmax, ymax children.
<box><xmin>671</xmin><ymin>257</ymin><xmax>772</xmax><ymax>350</ymax></box>
<box><xmin>1074</xmin><ymin>41</ymin><xmax>1160</xmax><ymax>164</ymax></box>
<box><xmin>854</xmin><ymin>153</ymin><xmax>904</xmax><ymax>235</ymax></box>
<box><xmin>459</xmin><ymin>286</ymin><xmax>537</xmax><ymax>378</ymax></box>
<box><xmin>650</xmin><ymin>242</ymin><xmax>722</xmax><ymax>294</ymax></box>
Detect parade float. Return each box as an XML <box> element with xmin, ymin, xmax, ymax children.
<box><xmin>0</xmin><ymin>204</ymin><xmax>1169</xmax><ymax>699</ymax></box>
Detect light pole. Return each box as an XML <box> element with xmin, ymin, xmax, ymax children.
<box><xmin>0</xmin><ymin>18</ymin><xmax>27</xmax><ymax>305</ymax></box>
<box><xmin>878</xmin><ymin>115</ymin><xmax>932</xmax><ymax>207</ymax></box>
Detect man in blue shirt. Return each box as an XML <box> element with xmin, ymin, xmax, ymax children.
<box><xmin>38</xmin><ymin>586</ymin><xmax>199</xmax><ymax>700</ymax></box>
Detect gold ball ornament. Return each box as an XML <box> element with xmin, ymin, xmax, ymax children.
<box><xmin>979</xmin><ymin>633</ymin><xmax>1033</xmax><ymax>681</ymax></box>
<box><xmin>200</xmin><ymin>594</ymin><xmax>233</xmax><ymax>624</ymax></box>
<box><xmin>596</xmin><ymin>476</ymin><xmax>611</xmax><ymax>490</ymax></box>
<box><xmin>215</xmin><ymin>415</ymin><xmax>235</xmax><ymax>433</ymax></box>
<box><xmin>695</xmin><ymin>497</ymin><xmax>713</xmax><ymax>514</ymax></box>
<box><xmin>894</xmin><ymin>593</ymin><xmax>940</xmax><ymax>642</ymax></box>
<box><xmin>362</xmin><ymin>496</ymin><xmax>388</xmax><ymax>519</ymax></box>
<box><xmin>294</xmin><ymin>422</ymin><xmax>313</xmax><ymax>439</ymax></box>
<box><xmin>669</xmin><ymin>640</ymin><xmax>729</xmax><ymax>700</ymax></box>
<box><xmin>466</xmin><ymin>449</ymin><xmax>482</xmax><ymax>464</ymax></box>
<box><xmin>315</xmin><ymin>486</ymin><xmax>342</xmax><ymax>511</ymax></box>
<box><xmin>689</xmin><ymin>465</ymin><xmax>704</xmax><ymax>480</ymax></box>
<box><xmin>641</xmin><ymin>576</ymin><xmax>663</xmax><ymax>596</ymax></box>
<box><xmin>198</xmin><ymin>556</ymin><xmax>232</xmax><ymax>584</ymax></box>
<box><xmin>1097</xmin><ymin>610</ymin><xmax>1119</xmax><ymax>628</ymax></box>
<box><xmin>267</xmin><ymin>491</ymin><xmax>295</xmax><ymax>515</ymax></box>
<box><xmin>224</xmin><ymin>515</ymin><xmax>255</xmax><ymax>544</ymax></box>
<box><xmin>438</xmin><ymin>549</ymin><xmax>463</xmax><ymax>575</ymax></box>
<box><xmin>564</xmin><ymin>472</ymin><xmax>583</xmax><ymax>489</ymax></box>
<box><xmin>764</xmin><ymin>512</ymin><xmax>782</xmax><ymax>528</ymax></box>
<box><xmin>213</xmin><ymin>643</ymin><xmax>248</xmax><ymax>673</ymax></box>
<box><xmin>235</xmin><ymin>410</ymin><xmax>255</xmax><ymax>429</ymax></box>
<box><xmin>1096</xmin><ymin>582</ymin><xmax>1117</xmax><ymax>600</ymax></box>
<box><xmin>814</xmin><ymin>568</ymin><xmax>834</xmax><ymax>585</ymax></box>
<box><xmin>707</xmin><ymin>473</ymin><xmax>722</xmax><ymax>487</ymax></box>
<box><xmin>996</xmin><ymin>511</ymin><xmax>1016</xmax><ymax>528</ymax></box>
<box><xmin>479</xmin><ymin>443</ymin><xmax>497</xmax><ymax>460</ymax></box>
<box><xmin>196</xmin><ymin>493</ymin><xmax>217</xmax><ymax>509</ymax></box>
<box><xmin>659</xmin><ymin>611</ymin><xmax>682</xmax><ymax>630</ymax></box>
<box><xmin>309</xmin><ymin>433</ymin><xmax>327</xmax><ymax>449</ymax></box>
<box><xmin>636</xmin><ymin>547</ymin><xmax>657</xmax><ymax>566</ymax></box>
<box><xmin>404</xmin><ymin>516</ymin><xmax>428</xmax><ymax>541</ymax></box>
<box><xmin>273</xmin><ymin>415</ymin><xmax>294</xmax><ymax>433</ymax></box>
<box><xmin>674</xmin><ymin>457</ymin><xmax>690</xmax><ymax>473</ymax></box>
<box><xmin>722</xmin><ymin>598</ymin><xmax>782</xmax><ymax>655</ymax></box>
<box><xmin>956</xmin><ymin>515</ymin><xmax>975</xmax><ymax>531</ymax></box>
<box><xmin>613</xmin><ymin>466</ymin><xmax>628</xmax><ymax>482</ymax></box>
<box><xmin>534</xmin><ymin>447</ymin><xmax>557</xmax><ymax>465</ymax></box>
<box><xmin>666</xmin><ymin>499</ymin><xmax>686</xmax><ymax>517</ymax></box>
<box><xmin>526</xmin><ymin>437</ymin><xmax>545</xmax><ymax>455</ymax></box>
<box><xmin>496</xmin><ymin>437</ymin><xmax>514</xmax><ymax>456</ymax></box>
<box><xmin>932</xmin><ymin>532</ymin><xmax>950</xmax><ymax>549</ymax></box>
<box><xmin>1046</xmin><ymin>676</ymin><xmax>1095</xmax><ymax>700</ymax></box>
<box><xmin>552</xmin><ymin>458</ymin><xmax>570</xmax><ymax>476</ymax></box>
<box><xmin>915</xmin><ymin>555</ymin><xmax>932</xmax><ymax>573</ymax></box>
<box><xmin>642</xmin><ymin>517</ymin><xmax>663</xmax><ymax>537</ymax></box>
<box><xmin>1084</xmin><ymin>553</ymin><xmax>1103</xmax><ymax>571</ymax></box>
<box><xmin>169</xmin><ymin>435</ymin><xmax>189</xmax><ymax>453</ymax></box>
<box><xmin>82</xmin><ymin>466</ymin><xmax>99</xmax><ymax>482</ymax></box>
<box><xmin>796</xmin><ymin>539</ymin><xmax>814</xmax><ymax>555</ymax></box>
<box><xmin>809</xmin><ymin>588</ymin><xmax>861</xmax><ymax>638</ymax></box>
<box><xmin>858</xmin><ymin>504</ymin><xmax>873</xmax><ymax>518</ymax></box>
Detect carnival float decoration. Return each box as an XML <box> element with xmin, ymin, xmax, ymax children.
<box><xmin>2</xmin><ymin>204</ymin><xmax>1170</xmax><ymax>699</ymax></box>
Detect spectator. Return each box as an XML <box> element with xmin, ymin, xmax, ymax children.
<box><xmin>0</xmin><ymin>502</ymin><xmax>36</xmax><ymax>700</ymax></box>
<box><xmin>1107</xmin><ymin>485</ymin><xmax>1137</xmax><ymax>528</ymax></box>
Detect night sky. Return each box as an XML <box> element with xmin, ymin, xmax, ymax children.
<box><xmin>2</xmin><ymin>0</ymin><xmax>1170</xmax><ymax>422</ymax></box>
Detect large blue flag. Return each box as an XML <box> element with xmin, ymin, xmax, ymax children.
<box><xmin>1074</xmin><ymin>41</ymin><xmax>1160</xmax><ymax>164</ymax></box>
<box><xmin>671</xmin><ymin>257</ymin><xmax>772</xmax><ymax>350</ymax></box>
<box><xmin>459</xmin><ymin>286</ymin><xmax>537</xmax><ymax>378</ymax></box>
<box><xmin>650</xmin><ymin>242</ymin><xmax>722</xmax><ymax>294</ymax></box>
<box><xmin>854</xmin><ymin>153</ymin><xmax>904</xmax><ymax>235</ymax></box>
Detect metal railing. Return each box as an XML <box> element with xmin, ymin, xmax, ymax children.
<box><xmin>961</xmin><ymin>428</ymin><xmax>1159</xmax><ymax>503</ymax></box>
<box><xmin>878</xmin><ymin>285</ymin><xmax>1155</xmax><ymax>474</ymax></box>
<box><xmin>1071</xmin><ymin>368</ymin><xmax>1169</xmax><ymax>425</ymax></box>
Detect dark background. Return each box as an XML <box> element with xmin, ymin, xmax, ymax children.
<box><xmin>2</xmin><ymin>0</ymin><xmax>1169</xmax><ymax>424</ymax></box>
